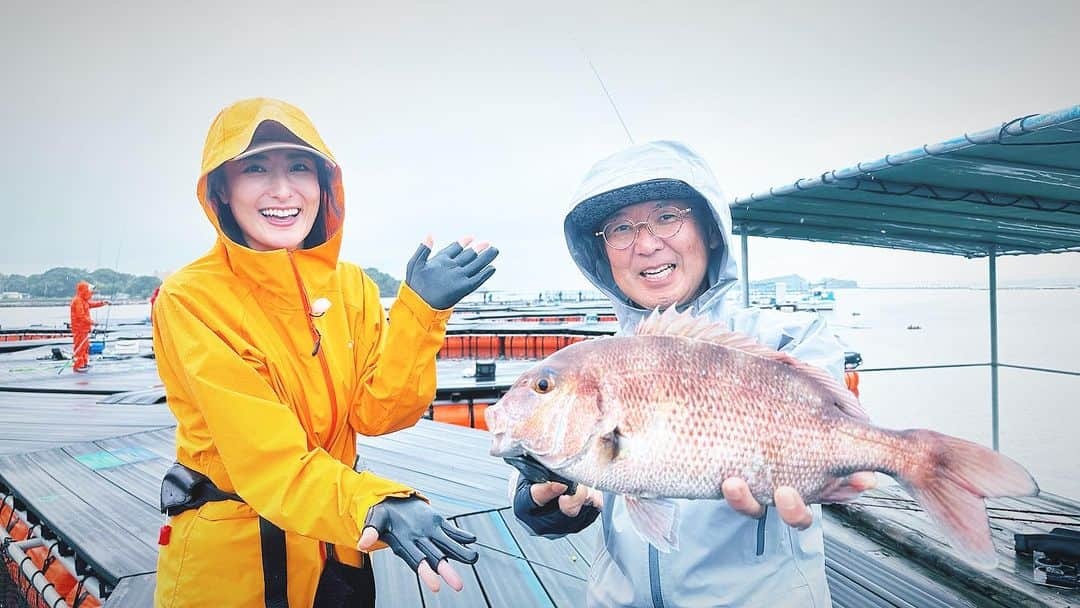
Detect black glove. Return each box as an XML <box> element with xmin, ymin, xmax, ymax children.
<box><xmin>503</xmin><ymin>455</ymin><xmax>578</xmax><ymax>496</ymax></box>
<box><xmin>405</xmin><ymin>241</ymin><xmax>498</xmax><ymax>309</ymax></box>
<box><xmin>363</xmin><ymin>496</ymin><xmax>479</xmax><ymax>571</ymax></box>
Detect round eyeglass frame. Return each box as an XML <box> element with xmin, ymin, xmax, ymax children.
<box><xmin>594</xmin><ymin>206</ymin><xmax>693</xmax><ymax>250</ymax></box>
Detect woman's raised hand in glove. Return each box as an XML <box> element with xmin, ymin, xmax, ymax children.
<box><xmin>405</xmin><ymin>236</ymin><xmax>498</xmax><ymax>310</ymax></box>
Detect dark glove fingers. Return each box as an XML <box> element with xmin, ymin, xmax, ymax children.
<box><xmin>466</xmin><ymin>266</ymin><xmax>497</xmax><ymax>290</ymax></box>
<box><xmin>406</xmin><ymin>244</ymin><xmax>432</xmax><ymax>282</ymax></box>
<box><xmin>405</xmin><ymin>245</ymin><xmax>430</xmax><ymax>285</ymax></box>
<box><xmin>415</xmin><ymin>537</ymin><xmax>446</xmax><ymax>571</ymax></box>
<box><xmin>454</xmin><ymin>248</ymin><xmax>479</xmax><ymax>267</ymax></box>
<box><xmin>388</xmin><ymin>536</ymin><xmax>426</xmax><ymax>572</ymax></box>
<box><xmin>433</xmin><ymin>242</ymin><xmax>465</xmax><ymax>262</ymax></box>
<box><xmin>433</xmin><ymin>527</ymin><xmax>479</xmax><ymax>564</ymax></box>
<box><xmin>439</xmin><ymin>520</ymin><xmax>478</xmax><ymax>545</ymax></box>
<box><xmin>462</xmin><ymin>247</ymin><xmax>498</xmax><ymax>278</ymax></box>
<box><xmin>363</xmin><ymin>505</ymin><xmax>390</xmax><ymax>532</ymax></box>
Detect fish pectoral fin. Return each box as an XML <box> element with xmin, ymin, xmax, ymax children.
<box><xmin>624</xmin><ymin>496</ymin><xmax>680</xmax><ymax>553</ymax></box>
<box><xmin>817</xmin><ymin>476</ymin><xmax>865</xmax><ymax>503</ymax></box>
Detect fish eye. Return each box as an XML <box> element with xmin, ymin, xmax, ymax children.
<box><xmin>533</xmin><ymin>376</ymin><xmax>554</xmax><ymax>394</ymax></box>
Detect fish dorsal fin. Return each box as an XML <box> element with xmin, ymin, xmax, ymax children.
<box><xmin>636</xmin><ymin>306</ymin><xmax>870</xmax><ymax>422</ymax></box>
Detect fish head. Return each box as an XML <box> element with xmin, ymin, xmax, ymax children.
<box><xmin>486</xmin><ymin>354</ymin><xmax>610</xmax><ymax>470</ymax></box>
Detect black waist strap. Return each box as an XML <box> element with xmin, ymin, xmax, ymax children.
<box><xmin>159</xmin><ymin>462</ymin><xmax>242</xmax><ymax>516</ymax></box>
<box><xmin>260</xmin><ymin>517</ymin><xmax>289</xmax><ymax>608</ymax></box>
<box><xmin>159</xmin><ymin>463</ymin><xmax>289</xmax><ymax>607</ymax></box>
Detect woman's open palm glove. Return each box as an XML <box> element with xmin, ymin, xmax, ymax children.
<box><xmin>406</xmin><ymin>236</ymin><xmax>498</xmax><ymax>310</ymax></box>
<box><xmin>358</xmin><ymin>496</ymin><xmax>478</xmax><ymax>592</ymax></box>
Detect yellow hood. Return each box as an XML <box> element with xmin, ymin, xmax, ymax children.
<box><xmin>196</xmin><ymin>98</ymin><xmax>346</xmax><ymax>301</ymax></box>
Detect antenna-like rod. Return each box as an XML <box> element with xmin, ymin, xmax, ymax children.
<box><xmin>581</xmin><ymin>48</ymin><xmax>635</xmax><ymax>145</ymax></box>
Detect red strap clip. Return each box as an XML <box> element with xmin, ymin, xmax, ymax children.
<box><xmin>158</xmin><ymin>524</ymin><xmax>172</xmax><ymax>545</ymax></box>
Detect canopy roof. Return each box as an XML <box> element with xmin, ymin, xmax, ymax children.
<box><xmin>731</xmin><ymin>105</ymin><xmax>1080</xmax><ymax>257</ymax></box>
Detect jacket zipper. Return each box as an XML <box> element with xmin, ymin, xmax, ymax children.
<box><xmin>649</xmin><ymin>544</ymin><xmax>664</xmax><ymax>607</ymax></box>
<box><xmin>287</xmin><ymin>252</ymin><xmax>340</xmax><ymax>448</ymax></box>
<box><xmin>288</xmin><ymin>252</ymin><xmax>343</xmax><ymax>568</ymax></box>
<box><xmin>757</xmin><ymin>506</ymin><xmax>768</xmax><ymax>556</ymax></box>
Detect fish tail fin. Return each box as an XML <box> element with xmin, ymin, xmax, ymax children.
<box><xmin>898</xmin><ymin>429</ymin><xmax>1039</xmax><ymax>570</ymax></box>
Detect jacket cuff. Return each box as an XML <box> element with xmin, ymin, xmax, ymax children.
<box><xmin>351</xmin><ymin>474</ymin><xmax>426</xmax><ymax>551</ymax></box>
<box><xmin>394</xmin><ymin>283</ymin><xmax>454</xmax><ymax>330</ymax></box>
<box><xmin>512</xmin><ymin>473</ymin><xmax>599</xmax><ymax>537</ymax></box>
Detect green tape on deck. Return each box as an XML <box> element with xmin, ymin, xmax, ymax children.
<box><xmin>75</xmin><ymin>446</ymin><xmax>160</xmax><ymax>470</ymax></box>
<box><xmin>111</xmin><ymin>446</ymin><xmax>160</xmax><ymax>464</ymax></box>
<box><xmin>76</xmin><ymin>452</ymin><xmax>125</xmax><ymax>470</ymax></box>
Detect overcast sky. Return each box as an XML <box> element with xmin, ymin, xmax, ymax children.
<box><xmin>3</xmin><ymin>1</ymin><xmax>1079</xmax><ymax>290</ymax></box>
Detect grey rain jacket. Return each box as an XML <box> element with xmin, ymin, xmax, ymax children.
<box><xmin>518</xmin><ymin>141</ymin><xmax>844</xmax><ymax>607</ymax></box>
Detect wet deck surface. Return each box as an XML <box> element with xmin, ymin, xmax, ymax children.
<box><xmin>0</xmin><ymin>360</ymin><xmax>1077</xmax><ymax>606</ymax></box>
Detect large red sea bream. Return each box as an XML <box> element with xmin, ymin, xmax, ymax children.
<box><xmin>486</xmin><ymin>307</ymin><xmax>1038</xmax><ymax>569</ymax></box>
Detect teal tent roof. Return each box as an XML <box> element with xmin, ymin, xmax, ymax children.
<box><xmin>731</xmin><ymin>105</ymin><xmax>1080</xmax><ymax>257</ymax></box>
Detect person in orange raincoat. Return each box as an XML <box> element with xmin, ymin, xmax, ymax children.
<box><xmin>153</xmin><ymin>98</ymin><xmax>498</xmax><ymax>607</ymax></box>
<box><xmin>69</xmin><ymin>280</ymin><xmax>109</xmax><ymax>373</ymax></box>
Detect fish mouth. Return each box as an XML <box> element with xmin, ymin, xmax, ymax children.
<box><xmin>488</xmin><ymin>431</ymin><xmax>525</xmax><ymax>458</ymax></box>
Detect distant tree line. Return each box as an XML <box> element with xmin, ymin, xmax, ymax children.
<box><xmin>363</xmin><ymin>267</ymin><xmax>401</xmax><ymax>298</ymax></box>
<box><xmin>1</xmin><ymin>266</ymin><xmax>403</xmax><ymax>300</ymax></box>
<box><xmin>0</xmin><ymin>268</ymin><xmax>162</xmax><ymax>298</ymax></box>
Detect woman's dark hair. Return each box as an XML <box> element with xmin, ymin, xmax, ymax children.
<box><xmin>207</xmin><ymin>155</ymin><xmax>333</xmax><ymax>250</ymax></box>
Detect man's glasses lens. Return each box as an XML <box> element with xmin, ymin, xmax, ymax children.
<box><xmin>602</xmin><ymin>206</ymin><xmax>689</xmax><ymax>249</ymax></box>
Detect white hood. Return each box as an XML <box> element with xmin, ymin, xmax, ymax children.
<box><xmin>564</xmin><ymin>141</ymin><xmax>740</xmax><ymax>330</ymax></box>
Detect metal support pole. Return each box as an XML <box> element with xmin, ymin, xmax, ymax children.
<box><xmin>740</xmin><ymin>233</ymin><xmax>750</xmax><ymax>308</ymax></box>
<box><xmin>989</xmin><ymin>249</ymin><xmax>1000</xmax><ymax>451</ymax></box>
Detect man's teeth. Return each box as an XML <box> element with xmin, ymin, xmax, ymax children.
<box><xmin>260</xmin><ymin>208</ymin><xmax>300</xmax><ymax>218</ymax></box>
<box><xmin>641</xmin><ymin>264</ymin><xmax>675</xmax><ymax>277</ymax></box>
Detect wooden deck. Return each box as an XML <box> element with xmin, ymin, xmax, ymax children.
<box><xmin>0</xmin><ymin>376</ymin><xmax>1076</xmax><ymax>606</ymax></box>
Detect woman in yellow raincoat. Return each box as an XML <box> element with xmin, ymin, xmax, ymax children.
<box><xmin>153</xmin><ymin>98</ymin><xmax>497</xmax><ymax>607</ymax></box>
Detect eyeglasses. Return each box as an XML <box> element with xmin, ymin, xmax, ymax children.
<box><xmin>594</xmin><ymin>206</ymin><xmax>693</xmax><ymax>250</ymax></box>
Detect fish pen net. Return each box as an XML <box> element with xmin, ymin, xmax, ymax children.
<box><xmin>1</xmin><ymin>539</ymin><xmax>41</xmax><ymax>608</ymax></box>
<box><xmin>1</xmin><ymin>535</ymin><xmax>101</xmax><ymax>608</ymax></box>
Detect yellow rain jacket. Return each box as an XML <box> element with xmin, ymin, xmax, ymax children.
<box><xmin>153</xmin><ymin>98</ymin><xmax>451</xmax><ymax>607</ymax></box>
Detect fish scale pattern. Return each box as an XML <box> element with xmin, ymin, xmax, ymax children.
<box><xmin>563</xmin><ymin>334</ymin><xmax>885</xmax><ymax>502</ymax></box>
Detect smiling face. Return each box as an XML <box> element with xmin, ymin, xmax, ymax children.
<box><xmin>218</xmin><ymin>149</ymin><xmax>321</xmax><ymax>251</ymax></box>
<box><xmin>602</xmin><ymin>199</ymin><xmax>713</xmax><ymax>310</ymax></box>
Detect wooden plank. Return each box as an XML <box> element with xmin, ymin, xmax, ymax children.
<box><xmin>0</xmin><ymin>392</ymin><xmax>174</xmax><ymax>455</ymax></box>
<box><xmin>357</xmin><ymin>453</ymin><xmax>508</xmax><ymax>511</ymax></box>
<box><xmin>824</xmin><ymin>515</ymin><xmax>986</xmax><ymax>608</ymax></box>
<box><xmin>498</xmin><ymin>508</ymin><xmax>590</xmax><ymax>577</ymax></box>
<box><xmin>828</xmin><ymin>491</ymin><xmax>1078</xmax><ymax>607</ymax></box>
<box><xmin>79</xmin><ymin>442</ymin><xmax>171</xmax><ymax>510</ymax></box>
<box><xmin>104</xmin><ymin>573</ymin><xmax>156</xmax><ymax>608</ymax></box>
<box><xmin>0</xmin><ymin>452</ymin><xmax>157</xmax><ymax>584</ymax></box>
<box><xmin>828</xmin><ymin>570</ymin><xmax>895</xmax><ymax>608</ymax></box>
<box><xmin>356</xmin><ymin>458</ymin><xmax>501</xmax><ymax>516</ymax></box>
<box><xmin>37</xmin><ymin>443</ymin><xmax>161</xmax><ymax>537</ymax></box>
<box><xmin>0</xmin><ymin>367</ymin><xmax>163</xmax><ymax>393</ymax></box>
<box><xmin>563</xmin><ymin>524</ymin><xmax>601</xmax><ymax>568</ymax></box>
<box><xmin>456</xmin><ymin>511</ymin><xmax>556</xmax><ymax>608</ymax></box>
<box><xmin>361</xmin><ymin>426</ymin><xmax>505</xmax><ymax>472</ymax></box>
<box><xmin>358</xmin><ymin>439</ymin><xmax>508</xmax><ymax>488</ymax></box>
<box><xmin>493</xmin><ymin>509</ymin><xmax>588</xmax><ymax>608</ymax></box>
<box><xmin>370</xmin><ymin>548</ymin><xmax>425</xmax><ymax>608</ymax></box>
